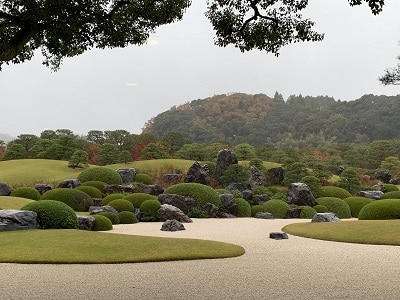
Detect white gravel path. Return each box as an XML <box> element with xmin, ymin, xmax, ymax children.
<box><xmin>1</xmin><ymin>218</ymin><xmax>400</xmax><ymax>300</ymax></box>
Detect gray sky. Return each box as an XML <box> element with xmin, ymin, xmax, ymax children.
<box><xmin>1</xmin><ymin>0</ymin><xmax>399</xmax><ymax>138</ymax></box>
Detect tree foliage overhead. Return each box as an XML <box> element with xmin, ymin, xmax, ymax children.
<box><xmin>0</xmin><ymin>0</ymin><xmax>385</xmax><ymax>70</ymax></box>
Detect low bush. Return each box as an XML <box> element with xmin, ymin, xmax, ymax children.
<box><xmin>343</xmin><ymin>196</ymin><xmax>373</xmax><ymax>218</ymax></box>
<box><xmin>78</xmin><ymin>167</ymin><xmax>122</xmax><ymax>184</ymax></box>
<box><xmin>187</xmin><ymin>207</ymin><xmax>208</xmax><ymax>218</ymax></box>
<box><xmin>40</xmin><ymin>188</ymin><xmax>93</xmax><ymax>212</ymax></box>
<box><xmin>10</xmin><ymin>187</ymin><xmax>41</xmax><ymax>200</ymax></box>
<box><xmin>97</xmin><ymin>211</ymin><xmax>120</xmax><ymax>224</ymax></box>
<box><xmin>262</xmin><ymin>200</ymin><xmax>289</xmax><ymax>219</ymax></box>
<box><xmin>76</xmin><ymin>186</ymin><xmax>102</xmax><ymax>199</ymax></box>
<box><xmin>383</xmin><ymin>184</ymin><xmax>399</xmax><ymax>193</ymax></box>
<box><xmin>234</xmin><ymin>198</ymin><xmax>251</xmax><ymax>217</ymax></box>
<box><xmin>101</xmin><ymin>193</ymin><xmax>125</xmax><ymax>205</ymax></box>
<box><xmin>118</xmin><ymin>211</ymin><xmax>138</xmax><ymax>224</ymax></box>
<box><xmin>319</xmin><ymin>186</ymin><xmax>352</xmax><ymax>199</ymax></box>
<box><xmin>316</xmin><ymin>197</ymin><xmax>352</xmax><ymax>219</ymax></box>
<box><xmin>21</xmin><ymin>200</ymin><xmax>78</xmax><ymax>229</ymax></box>
<box><xmin>80</xmin><ymin>180</ymin><xmax>108</xmax><ymax>192</ymax></box>
<box><xmin>164</xmin><ymin>183</ymin><xmax>222</xmax><ymax>209</ymax></box>
<box><xmin>92</xmin><ymin>214</ymin><xmax>113</xmax><ymax>231</ymax></box>
<box><xmin>134</xmin><ymin>173</ymin><xmax>152</xmax><ymax>185</ymax></box>
<box><xmin>251</xmin><ymin>205</ymin><xmax>265</xmax><ymax>217</ymax></box>
<box><xmin>220</xmin><ymin>164</ymin><xmax>249</xmax><ymax>186</ymax></box>
<box><xmin>123</xmin><ymin>193</ymin><xmax>157</xmax><ymax>208</ymax></box>
<box><xmin>381</xmin><ymin>191</ymin><xmax>400</xmax><ymax>199</ymax></box>
<box><xmin>140</xmin><ymin>199</ymin><xmax>161</xmax><ymax>221</ymax></box>
<box><xmin>358</xmin><ymin>199</ymin><xmax>400</xmax><ymax>220</ymax></box>
<box><xmin>108</xmin><ymin>199</ymin><xmax>134</xmax><ymax>212</ymax></box>
<box><xmin>313</xmin><ymin>204</ymin><xmax>329</xmax><ymax>213</ymax></box>
<box><xmin>299</xmin><ymin>206</ymin><xmax>317</xmax><ymax>219</ymax></box>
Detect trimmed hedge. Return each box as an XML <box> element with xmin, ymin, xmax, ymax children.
<box><xmin>134</xmin><ymin>173</ymin><xmax>152</xmax><ymax>184</ymax></box>
<box><xmin>80</xmin><ymin>180</ymin><xmax>108</xmax><ymax>192</ymax></box>
<box><xmin>320</xmin><ymin>186</ymin><xmax>352</xmax><ymax>199</ymax></box>
<box><xmin>251</xmin><ymin>205</ymin><xmax>265</xmax><ymax>217</ymax></box>
<box><xmin>108</xmin><ymin>199</ymin><xmax>134</xmax><ymax>212</ymax></box>
<box><xmin>76</xmin><ymin>186</ymin><xmax>103</xmax><ymax>199</ymax></box>
<box><xmin>40</xmin><ymin>188</ymin><xmax>93</xmax><ymax>212</ymax></box>
<box><xmin>313</xmin><ymin>204</ymin><xmax>329</xmax><ymax>213</ymax></box>
<box><xmin>77</xmin><ymin>167</ymin><xmax>122</xmax><ymax>184</ymax></box>
<box><xmin>118</xmin><ymin>211</ymin><xmax>138</xmax><ymax>224</ymax></box>
<box><xmin>101</xmin><ymin>193</ymin><xmax>125</xmax><ymax>205</ymax></box>
<box><xmin>234</xmin><ymin>198</ymin><xmax>251</xmax><ymax>217</ymax></box>
<box><xmin>299</xmin><ymin>206</ymin><xmax>317</xmax><ymax>219</ymax></box>
<box><xmin>383</xmin><ymin>184</ymin><xmax>399</xmax><ymax>193</ymax></box>
<box><xmin>164</xmin><ymin>183</ymin><xmax>222</xmax><ymax>209</ymax></box>
<box><xmin>358</xmin><ymin>199</ymin><xmax>400</xmax><ymax>220</ymax></box>
<box><xmin>92</xmin><ymin>214</ymin><xmax>113</xmax><ymax>231</ymax></box>
<box><xmin>140</xmin><ymin>199</ymin><xmax>161</xmax><ymax>221</ymax></box>
<box><xmin>22</xmin><ymin>200</ymin><xmax>78</xmax><ymax>229</ymax></box>
<box><xmin>262</xmin><ymin>200</ymin><xmax>289</xmax><ymax>219</ymax></box>
<box><xmin>10</xmin><ymin>187</ymin><xmax>41</xmax><ymax>200</ymax></box>
<box><xmin>316</xmin><ymin>197</ymin><xmax>352</xmax><ymax>219</ymax></box>
<box><xmin>381</xmin><ymin>191</ymin><xmax>400</xmax><ymax>199</ymax></box>
<box><xmin>97</xmin><ymin>211</ymin><xmax>120</xmax><ymax>224</ymax></box>
<box><xmin>343</xmin><ymin>196</ymin><xmax>373</xmax><ymax>218</ymax></box>
<box><xmin>123</xmin><ymin>193</ymin><xmax>157</xmax><ymax>208</ymax></box>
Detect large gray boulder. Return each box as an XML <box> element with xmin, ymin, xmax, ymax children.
<box><xmin>0</xmin><ymin>210</ymin><xmax>39</xmax><ymax>231</ymax></box>
<box><xmin>103</xmin><ymin>184</ymin><xmax>135</xmax><ymax>194</ymax></box>
<box><xmin>253</xmin><ymin>194</ymin><xmax>270</xmax><ymax>205</ymax></box>
<box><xmin>34</xmin><ymin>183</ymin><xmax>53</xmax><ymax>195</ymax></box>
<box><xmin>0</xmin><ymin>182</ymin><xmax>12</xmax><ymax>196</ymax></box>
<box><xmin>286</xmin><ymin>182</ymin><xmax>317</xmax><ymax>207</ymax></box>
<box><xmin>249</xmin><ymin>166</ymin><xmax>267</xmax><ymax>187</ymax></box>
<box><xmin>215</xmin><ymin>149</ymin><xmax>238</xmax><ymax>182</ymax></box>
<box><xmin>137</xmin><ymin>183</ymin><xmax>164</xmax><ymax>195</ymax></box>
<box><xmin>89</xmin><ymin>205</ymin><xmax>119</xmax><ymax>215</ymax></box>
<box><xmin>157</xmin><ymin>204</ymin><xmax>192</xmax><ymax>223</ymax></box>
<box><xmin>254</xmin><ymin>212</ymin><xmax>274</xmax><ymax>219</ymax></box>
<box><xmin>117</xmin><ymin>168</ymin><xmax>136</xmax><ymax>184</ymax></box>
<box><xmin>219</xmin><ymin>193</ymin><xmax>238</xmax><ymax>216</ymax></box>
<box><xmin>77</xmin><ymin>215</ymin><xmax>95</xmax><ymax>231</ymax></box>
<box><xmin>58</xmin><ymin>179</ymin><xmax>81</xmax><ymax>188</ymax></box>
<box><xmin>184</xmin><ymin>161</ymin><xmax>210</xmax><ymax>185</ymax></box>
<box><xmin>158</xmin><ymin>194</ymin><xmax>196</xmax><ymax>214</ymax></box>
<box><xmin>202</xmin><ymin>203</ymin><xmax>219</xmax><ymax>218</ymax></box>
<box><xmin>161</xmin><ymin>219</ymin><xmax>186</xmax><ymax>231</ymax></box>
<box><xmin>312</xmin><ymin>213</ymin><xmax>341</xmax><ymax>223</ymax></box>
<box><xmin>357</xmin><ymin>190</ymin><xmax>383</xmax><ymax>199</ymax></box>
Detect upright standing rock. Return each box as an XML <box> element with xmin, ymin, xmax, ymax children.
<box><xmin>117</xmin><ymin>168</ymin><xmax>136</xmax><ymax>184</ymax></box>
<box><xmin>286</xmin><ymin>182</ymin><xmax>317</xmax><ymax>207</ymax></box>
<box><xmin>215</xmin><ymin>149</ymin><xmax>238</xmax><ymax>182</ymax></box>
<box><xmin>184</xmin><ymin>161</ymin><xmax>210</xmax><ymax>185</ymax></box>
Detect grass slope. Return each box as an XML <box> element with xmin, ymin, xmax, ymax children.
<box><xmin>0</xmin><ymin>230</ymin><xmax>245</xmax><ymax>264</ymax></box>
<box><xmin>283</xmin><ymin>220</ymin><xmax>400</xmax><ymax>246</ymax></box>
<box><xmin>0</xmin><ymin>196</ymin><xmax>34</xmax><ymax>209</ymax></box>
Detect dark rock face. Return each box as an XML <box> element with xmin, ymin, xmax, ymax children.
<box><xmin>34</xmin><ymin>183</ymin><xmax>53</xmax><ymax>195</ymax></box>
<box><xmin>249</xmin><ymin>166</ymin><xmax>267</xmax><ymax>188</ymax></box>
<box><xmin>160</xmin><ymin>219</ymin><xmax>186</xmax><ymax>231</ymax></box>
<box><xmin>89</xmin><ymin>205</ymin><xmax>119</xmax><ymax>215</ymax></box>
<box><xmin>77</xmin><ymin>216</ymin><xmax>95</xmax><ymax>231</ymax></box>
<box><xmin>157</xmin><ymin>204</ymin><xmax>192</xmax><ymax>223</ymax></box>
<box><xmin>163</xmin><ymin>174</ymin><xmax>183</xmax><ymax>184</ymax></box>
<box><xmin>0</xmin><ymin>182</ymin><xmax>12</xmax><ymax>196</ymax></box>
<box><xmin>202</xmin><ymin>203</ymin><xmax>219</xmax><ymax>218</ymax></box>
<box><xmin>286</xmin><ymin>207</ymin><xmax>302</xmax><ymax>219</ymax></box>
<box><xmin>184</xmin><ymin>161</ymin><xmax>210</xmax><ymax>185</ymax></box>
<box><xmin>286</xmin><ymin>182</ymin><xmax>317</xmax><ymax>207</ymax></box>
<box><xmin>357</xmin><ymin>190</ymin><xmax>383</xmax><ymax>199</ymax></box>
<box><xmin>269</xmin><ymin>232</ymin><xmax>289</xmax><ymax>240</ymax></box>
<box><xmin>0</xmin><ymin>210</ymin><xmax>39</xmax><ymax>231</ymax></box>
<box><xmin>241</xmin><ymin>189</ymin><xmax>253</xmax><ymax>201</ymax></box>
<box><xmin>312</xmin><ymin>212</ymin><xmax>341</xmax><ymax>223</ymax></box>
<box><xmin>219</xmin><ymin>213</ymin><xmax>237</xmax><ymax>218</ymax></box>
<box><xmin>253</xmin><ymin>194</ymin><xmax>270</xmax><ymax>205</ymax></box>
<box><xmin>336</xmin><ymin>165</ymin><xmax>345</xmax><ymax>175</ymax></box>
<box><xmin>215</xmin><ymin>149</ymin><xmax>238</xmax><ymax>182</ymax></box>
<box><xmin>219</xmin><ymin>194</ymin><xmax>238</xmax><ymax>216</ymax></box>
<box><xmin>58</xmin><ymin>179</ymin><xmax>81</xmax><ymax>188</ymax></box>
<box><xmin>255</xmin><ymin>212</ymin><xmax>274</xmax><ymax>219</ymax></box>
<box><xmin>158</xmin><ymin>194</ymin><xmax>196</xmax><ymax>214</ymax></box>
<box><xmin>117</xmin><ymin>168</ymin><xmax>136</xmax><ymax>184</ymax></box>
<box><xmin>375</xmin><ymin>171</ymin><xmax>392</xmax><ymax>183</ymax></box>
<box><xmin>103</xmin><ymin>184</ymin><xmax>135</xmax><ymax>194</ymax></box>
<box><xmin>266</xmin><ymin>167</ymin><xmax>284</xmax><ymax>185</ymax></box>
<box><xmin>137</xmin><ymin>183</ymin><xmax>164</xmax><ymax>195</ymax></box>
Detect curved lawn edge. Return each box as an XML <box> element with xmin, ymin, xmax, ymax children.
<box><xmin>0</xmin><ymin>230</ymin><xmax>245</xmax><ymax>264</ymax></box>
<box><xmin>282</xmin><ymin>220</ymin><xmax>400</xmax><ymax>246</ymax></box>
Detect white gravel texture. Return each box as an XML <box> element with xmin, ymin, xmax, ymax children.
<box><xmin>1</xmin><ymin>218</ymin><xmax>400</xmax><ymax>300</ymax></box>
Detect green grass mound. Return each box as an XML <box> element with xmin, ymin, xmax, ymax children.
<box><xmin>118</xmin><ymin>211</ymin><xmax>138</xmax><ymax>224</ymax></box>
<box><xmin>383</xmin><ymin>184</ymin><xmax>399</xmax><ymax>192</ymax></box>
<box><xmin>108</xmin><ymin>199</ymin><xmax>134</xmax><ymax>212</ymax></box>
<box><xmin>164</xmin><ymin>183</ymin><xmax>222</xmax><ymax>209</ymax></box>
<box><xmin>135</xmin><ymin>173</ymin><xmax>152</xmax><ymax>184</ymax></box>
<box><xmin>123</xmin><ymin>193</ymin><xmax>157</xmax><ymax>208</ymax></box>
<box><xmin>41</xmin><ymin>188</ymin><xmax>94</xmax><ymax>212</ymax></box>
<box><xmin>92</xmin><ymin>214</ymin><xmax>113</xmax><ymax>231</ymax></box>
<box><xmin>76</xmin><ymin>186</ymin><xmax>103</xmax><ymax>199</ymax></box>
<box><xmin>358</xmin><ymin>199</ymin><xmax>400</xmax><ymax>220</ymax></box>
<box><xmin>316</xmin><ymin>197</ymin><xmax>352</xmax><ymax>219</ymax></box>
<box><xmin>21</xmin><ymin>200</ymin><xmax>78</xmax><ymax>229</ymax></box>
<box><xmin>78</xmin><ymin>167</ymin><xmax>122</xmax><ymax>184</ymax></box>
<box><xmin>251</xmin><ymin>205</ymin><xmax>265</xmax><ymax>217</ymax></box>
<box><xmin>0</xmin><ymin>196</ymin><xmax>34</xmax><ymax>209</ymax></box>
<box><xmin>140</xmin><ymin>199</ymin><xmax>161</xmax><ymax>221</ymax></box>
<box><xmin>262</xmin><ymin>200</ymin><xmax>289</xmax><ymax>219</ymax></box>
<box><xmin>343</xmin><ymin>196</ymin><xmax>373</xmax><ymax>218</ymax></box>
<box><xmin>299</xmin><ymin>206</ymin><xmax>317</xmax><ymax>219</ymax></box>
<box><xmin>234</xmin><ymin>198</ymin><xmax>251</xmax><ymax>217</ymax></box>
<box><xmin>80</xmin><ymin>180</ymin><xmax>108</xmax><ymax>192</ymax></box>
<box><xmin>10</xmin><ymin>187</ymin><xmax>41</xmax><ymax>200</ymax></box>
<box><xmin>313</xmin><ymin>204</ymin><xmax>328</xmax><ymax>213</ymax></box>
<box><xmin>0</xmin><ymin>229</ymin><xmax>245</xmax><ymax>263</ymax></box>
<box><xmin>102</xmin><ymin>193</ymin><xmax>125</xmax><ymax>205</ymax></box>
<box><xmin>283</xmin><ymin>220</ymin><xmax>400</xmax><ymax>246</ymax></box>
<box><xmin>320</xmin><ymin>186</ymin><xmax>352</xmax><ymax>199</ymax></box>
<box><xmin>97</xmin><ymin>211</ymin><xmax>120</xmax><ymax>224</ymax></box>
<box><xmin>380</xmin><ymin>191</ymin><xmax>400</xmax><ymax>199</ymax></box>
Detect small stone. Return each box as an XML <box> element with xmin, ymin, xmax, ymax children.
<box><xmin>269</xmin><ymin>232</ymin><xmax>289</xmax><ymax>240</ymax></box>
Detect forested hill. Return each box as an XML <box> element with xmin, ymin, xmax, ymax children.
<box><xmin>143</xmin><ymin>93</ymin><xmax>400</xmax><ymax>147</ymax></box>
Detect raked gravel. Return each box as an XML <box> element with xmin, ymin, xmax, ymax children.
<box><xmin>1</xmin><ymin>218</ymin><xmax>400</xmax><ymax>300</ymax></box>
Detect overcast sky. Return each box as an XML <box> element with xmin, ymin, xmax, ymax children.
<box><xmin>1</xmin><ymin>0</ymin><xmax>399</xmax><ymax>138</ymax></box>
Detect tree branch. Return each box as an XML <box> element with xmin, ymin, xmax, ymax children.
<box><xmin>239</xmin><ymin>0</ymin><xmax>278</xmax><ymax>34</ymax></box>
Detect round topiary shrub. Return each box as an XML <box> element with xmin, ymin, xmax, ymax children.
<box><xmin>97</xmin><ymin>211</ymin><xmax>120</xmax><ymax>224</ymax></box>
<box><xmin>123</xmin><ymin>193</ymin><xmax>157</xmax><ymax>208</ymax></box>
<box><xmin>77</xmin><ymin>167</ymin><xmax>123</xmax><ymax>184</ymax></box>
<box><xmin>251</xmin><ymin>205</ymin><xmax>265</xmax><ymax>217</ymax></box>
<box><xmin>316</xmin><ymin>197</ymin><xmax>352</xmax><ymax>219</ymax></box>
<box><xmin>164</xmin><ymin>183</ymin><xmax>222</xmax><ymax>209</ymax></box>
<box><xmin>319</xmin><ymin>186</ymin><xmax>352</xmax><ymax>199</ymax></box>
<box><xmin>382</xmin><ymin>184</ymin><xmax>399</xmax><ymax>193</ymax></box>
<box><xmin>313</xmin><ymin>204</ymin><xmax>329</xmax><ymax>213</ymax></box>
<box><xmin>76</xmin><ymin>186</ymin><xmax>102</xmax><ymax>199</ymax></box>
<box><xmin>134</xmin><ymin>173</ymin><xmax>153</xmax><ymax>185</ymax></box>
<box><xmin>118</xmin><ymin>211</ymin><xmax>138</xmax><ymax>224</ymax></box>
<box><xmin>92</xmin><ymin>214</ymin><xmax>113</xmax><ymax>231</ymax></box>
<box><xmin>358</xmin><ymin>199</ymin><xmax>400</xmax><ymax>220</ymax></box>
<box><xmin>263</xmin><ymin>200</ymin><xmax>290</xmax><ymax>219</ymax></box>
<box><xmin>299</xmin><ymin>206</ymin><xmax>317</xmax><ymax>219</ymax></box>
<box><xmin>108</xmin><ymin>199</ymin><xmax>134</xmax><ymax>212</ymax></box>
<box><xmin>381</xmin><ymin>191</ymin><xmax>400</xmax><ymax>199</ymax></box>
<box><xmin>40</xmin><ymin>188</ymin><xmax>94</xmax><ymax>212</ymax></box>
<box><xmin>80</xmin><ymin>180</ymin><xmax>108</xmax><ymax>192</ymax></box>
<box><xmin>101</xmin><ymin>193</ymin><xmax>125</xmax><ymax>205</ymax></box>
<box><xmin>140</xmin><ymin>199</ymin><xmax>161</xmax><ymax>221</ymax></box>
<box><xmin>10</xmin><ymin>186</ymin><xmax>41</xmax><ymax>200</ymax></box>
<box><xmin>21</xmin><ymin>200</ymin><xmax>78</xmax><ymax>229</ymax></box>
<box><xmin>343</xmin><ymin>196</ymin><xmax>373</xmax><ymax>218</ymax></box>
<box><xmin>234</xmin><ymin>197</ymin><xmax>251</xmax><ymax>217</ymax></box>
